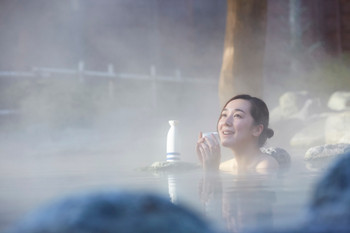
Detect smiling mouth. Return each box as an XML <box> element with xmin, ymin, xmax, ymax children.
<box><xmin>222</xmin><ymin>131</ymin><xmax>234</xmax><ymax>135</ymax></box>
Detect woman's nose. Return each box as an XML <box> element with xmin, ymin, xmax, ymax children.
<box><xmin>224</xmin><ymin>114</ymin><xmax>233</xmax><ymax>126</ymax></box>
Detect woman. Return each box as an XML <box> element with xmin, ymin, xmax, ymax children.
<box><xmin>196</xmin><ymin>94</ymin><xmax>278</xmax><ymax>173</ymax></box>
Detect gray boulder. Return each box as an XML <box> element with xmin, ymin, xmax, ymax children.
<box><xmin>304</xmin><ymin>143</ymin><xmax>350</xmax><ymax>171</ymax></box>
<box><xmin>270</xmin><ymin>92</ymin><xmax>323</xmax><ymax>148</ymax></box>
<box><xmin>270</xmin><ymin>91</ymin><xmax>309</xmax><ymax>122</ymax></box>
<box><xmin>269</xmin><ymin>117</ymin><xmax>304</xmax><ymax>148</ymax></box>
<box><xmin>271</xmin><ymin>91</ymin><xmax>322</xmax><ymax>121</ymax></box>
<box><xmin>290</xmin><ymin>117</ymin><xmax>326</xmax><ymax>147</ymax></box>
<box><xmin>279</xmin><ymin>91</ymin><xmax>310</xmax><ymax>117</ymax></box>
<box><xmin>327</xmin><ymin>91</ymin><xmax>350</xmax><ymax>111</ymax></box>
<box><xmin>325</xmin><ymin>111</ymin><xmax>350</xmax><ymax>144</ymax></box>
<box><xmin>304</xmin><ymin>143</ymin><xmax>350</xmax><ymax>161</ymax></box>
<box><xmin>139</xmin><ymin>161</ymin><xmax>200</xmax><ymax>173</ymax></box>
<box><xmin>261</xmin><ymin>147</ymin><xmax>291</xmax><ymax>167</ymax></box>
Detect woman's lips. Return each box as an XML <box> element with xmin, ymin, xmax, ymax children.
<box><xmin>221</xmin><ymin>130</ymin><xmax>234</xmax><ymax>135</ymax></box>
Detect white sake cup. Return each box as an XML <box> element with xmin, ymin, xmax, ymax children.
<box><xmin>202</xmin><ymin>132</ymin><xmax>220</xmax><ymax>143</ymax></box>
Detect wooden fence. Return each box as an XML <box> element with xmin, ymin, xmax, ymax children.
<box><xmin>0</xmin><ymin>62</ymin><xmax>218</xmax><ymax>111</ymax></box>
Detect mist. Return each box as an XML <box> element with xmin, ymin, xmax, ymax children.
<box><xmin>1</xmin><ymin>0</ymin><xmax>350</xmax><ymax>232</ymax></box>
<box><xmin>0</xmin><ymin>0</ymin><xmax>226</xmax><ymax>165</ymax></box>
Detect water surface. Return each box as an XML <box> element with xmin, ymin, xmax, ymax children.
<box><xmin>0</xmin><ymin>138</ymin><xmax>324</xmax><ymax>233</ymax></box>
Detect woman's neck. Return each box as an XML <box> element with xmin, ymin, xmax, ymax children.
<box><xmin>231</xmin><ymin>144</ymin><xmax>261</xmax><ymax>170</ymax></box>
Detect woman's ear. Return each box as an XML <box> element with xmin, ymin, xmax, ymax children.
<box><xmin>252</xmin><ymin>124</ymin><xmax>264</xmax><ymax>137</ymax></box>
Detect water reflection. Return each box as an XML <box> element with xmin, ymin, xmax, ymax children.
<box><xmin>223</xmin><ymin>185</ymin><xmax>275</xmax><ymax>232</ymax></box>
<box><xmin>168</xmin><ymin>174</ymin><xmax>178</xmax><ymax>203</ymax></box>
<box><xmin>198</xmin><ymin>172</ymin><xmax>278</xmax><ymax>233</ymax></box>
<box><xmin>0</xmin><ymin>149</ymin><xmax>319</xmax><ymax>233</ymax></box>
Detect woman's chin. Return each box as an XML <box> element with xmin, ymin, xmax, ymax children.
<box><xmin>221</xmin><ymin>140</ymin><xmax>234</xmax><ymax>148</ymax></box>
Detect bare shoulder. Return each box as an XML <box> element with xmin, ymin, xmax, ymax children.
<box><xmin>256</xmin><ymin>154</ymin><xmax>279</xmax><ymax>170</ymax></box>
<box><xmin>219</xmin><ymin>158</ymin><xmax>237</xmax><ymax>172</ymax></box>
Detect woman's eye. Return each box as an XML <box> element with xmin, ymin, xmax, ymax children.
<box><xmin>220</xmin><ymin>113</ymin><xmax>227</xmax><ymax>118</ymax></box>
<box><xmin>234</xmin><ymin>114</ymin><xmax>242</xmax><ymax>118</ymax></box>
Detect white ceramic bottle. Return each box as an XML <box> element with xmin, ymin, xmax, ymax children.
<box><xmin>166</xmin><ymin>120</ymin><xmax>180</xmax><ymax>162</ymax></box>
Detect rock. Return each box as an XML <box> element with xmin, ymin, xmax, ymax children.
<box><xmin>269</xmin><ymin>118</ymin><xmax>305</xmax><ymax>149</ymax></box>
<box><xmin>7</xmin><ymin>191</ymin><xmax>218</xmax><ymax>233</ymax></box>
<box><xmin>304</xmin><ymin>143</ymin><xmax>350</xmax><ymax>161</ymax></box>
<box><xmin>304</xmin><ymin>143</ymin><xmax>350</xmax><ymax>171</ymax></box>
<box><xmin>270</xmin><ymin>91</ymin><xmax>323</xmax><ymax>121</ymax></box>
<box><xmin>290</xmin><ymin>117</ymin><xmax>326</xmax><ymax>147</ymax></box>
<box><xmin>270</xmin><ymin>94</ymin><xmax>308</xmax><ymax>123</ymax></box>
<box><xmin>279</xmin><ymin>91</ymin><xmax>310</xmax><ymax>117</ymax></box>
<box><xmin>261</xmin><ymin>147</ymin><xmax>291</xmax><ymax>167</ymax></box>
<box><xmin>292</xmin><ymin>98</ymin><xmax>323</xmax><ymax>121</ymax></box>
<box><xmin>307</xmin><ymin>152</ymin><xmax>350</xmax><ymax>229</ymax></box>
<box><xmin>269</xmin><ymin>92</ymin><xmax>323</xmax><ymax>148</ymax></box>
<box><xmin>338</xmin><ymin>133</ymin><xmax>350</xmax><ymax>143</ymax></box>
<box><xmin>325</xmin><ymin>111</ymin><xmax>350</xmax><ymax>144</ymax></box>
<box><xmin>270</xmin><ymin>105</ymin><xmax>284</xmax><ymax>123</ymax></box>
<box><xmin>327</xmin><ymin>91</ymin><xmax>350</xmax><ymax>111</ymax></box>
<box><xmin>139</xmin><ymin>161</ymin><xmax>200</xmax><ymax>173</ymax></box>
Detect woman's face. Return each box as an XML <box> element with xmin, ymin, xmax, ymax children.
<box><xmin>218</xmin><ymin>99</ymin><xmax>260</xmax><ymax>149</ymax></box>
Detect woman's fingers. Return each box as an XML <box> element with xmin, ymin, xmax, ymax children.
<box><xmin>211</xmin><ymin>133</ymin><xmax>220</xmax><ymax>145</ymax></box>
<box><xmin>200</xmin><ymin>142</ymin><xmax>217</xmax><ymax>163</ymax></box>
<box><xmin>196</xmin><ymin>132</ymin><xmax>221</xmax><ymax>170</ymax></box>
<box><xmin>210</xmin><ymin>134</ymin><xmax>221</xmax><ymax>155</ymax></box>
<box><xmin>197</xmin><ymin>141</ymin><xmax>210</xmax><ymax>163</ymax></box>
<box><xmin>199</xmin><ymin>145</ymin><xmax>209</xmax><ymax>161</ymax></box>
<box><xmin>204</xmin><ymin>136</ymin><xmax>213</xmax><ymax>148</ymax></box>
<box><xmin>204</xmin><ymin>135</ymin><xmax>220</xmax><ymax>154</ymax></box>
<box><xmin>196</xmin><ymin>136</ymin><xmax>205</xmax><ymax>161</ymax></box>
<box><xmin>198</xmin><ymin>131</ymin><xmax>203</xmax><ymax>139</ymax></box>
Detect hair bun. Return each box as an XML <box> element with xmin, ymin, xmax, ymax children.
<box><xmin>266</xmin><ymin>128</ymin><xmax>274</xmax><ymax>138</ymax></box>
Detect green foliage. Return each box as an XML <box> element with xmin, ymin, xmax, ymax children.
<box><xmin>303</xmin><ymin>54</ymin><xmax>350</xmax><ymax>102</ymax></box>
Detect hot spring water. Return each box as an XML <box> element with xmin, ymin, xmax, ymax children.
<box><xmin>0</xmin><ymin>120</ymin><xmax>325</xmax><ymax>233</ymax></box>
<box><xmin>0</xmin><ymin>143</ymin><xmax>323</xmax><ymax>233</ymax></box>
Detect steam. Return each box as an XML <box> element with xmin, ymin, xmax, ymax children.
<box><xmin>1</xmin><ymin>1</ymin><xmax>349</xmax><ymax>232</ymax></box>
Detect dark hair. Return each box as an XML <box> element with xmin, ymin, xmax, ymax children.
<box><xmin>219</xmin><ymin>94</ymin><xmax>274</xmax><ymax>147</ymax></box>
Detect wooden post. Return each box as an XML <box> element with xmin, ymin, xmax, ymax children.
<box><xmin>335</xmin><ymin>0</ymin><xmax>343</xmax><ymax>56</ymax></box>
<box><xmin>150</xmin><ymin>65</ymin><xmax>157</xmax><ymax>109</ymax></box>
<box><xmin>78</xmin><ymin>61</ymin><xmax>85</xmax><ymax>82</ymax></box>
<box><xmin>108</xmin><ymin>64</ymin><xmax>115</xmax><ymax>100</ymax></box>
<box><xmin>218</xmin><ymin>0</ymin><xmax>268</xmax><ymax>107</ymax></box>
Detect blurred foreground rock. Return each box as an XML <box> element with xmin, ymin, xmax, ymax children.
<box><xmin>7</xmin><ymin>191</ymin><xmax>218</xmax><ymax>233</ymax></box>
<box><xmin>253</xmin><ymin>152</ymin><xmax>350</xmax><ymax>233</ymax></box>
<box><xmin>308</xmin><ymin>152</ymin><xmax>350</xmax><ymax>228</ymax></box>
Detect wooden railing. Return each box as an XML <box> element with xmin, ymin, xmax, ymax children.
<box><xmin>0</xmin><ymin>62</ymin><xmax>216</xmax><ymax>84</ymax></box>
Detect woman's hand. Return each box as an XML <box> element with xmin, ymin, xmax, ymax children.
<box><xmin>196</xmin><ymin>132</ymin><xmax>221</xmax><ymax>171</ymax></box>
